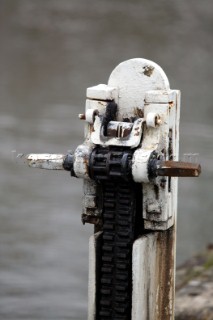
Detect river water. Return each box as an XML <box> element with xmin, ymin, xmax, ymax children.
<box><xmin>0</xmin><ymin>0</ymin><xmax>212</xmax><ymax>319</ymax></box>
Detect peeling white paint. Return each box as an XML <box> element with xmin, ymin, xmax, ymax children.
<box><xmin>88</xmin><ymin>232</ymin><xmax>102</xmax><ymax>320</ymax></box>
<box><xmin>132</xmin><ymin>149</ymin><xmax>153</xmax><ymax>183</ymax></box>
<box><xmin>132</xmin><ymin>231</ymin><xmax>175</xmax><ymax>320</ymax></box>
<box><xmin>73</xmin><ymin>144</ymin><xmax>91</xmax><ymax>179</ymax></box>
<box><xmin>26</xmin><ymin>154</ymin><xmax>65</xmax><ymax>170</ymax></box>
<box><xmin>108</xmin><ymin>58</ymin><xmax>170</xmax><ymax>121</ymax></box>
<box><xmin>87</xmin><ymin>84</ymin><xmax>118</xmax><ymax>101</ymax></box>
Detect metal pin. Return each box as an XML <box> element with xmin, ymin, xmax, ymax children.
<box><xmin>19</xmin><ymin>154</ymin><xmax>66</xmax><ymax>170</ymax></box>
<box><xmin>78</xmin><ymin>113</ymin><xmax>86</xmax><ymax>120</ymax></box>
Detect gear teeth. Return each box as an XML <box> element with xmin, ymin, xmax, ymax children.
<box><xmin>99</xmin><ymin>309</ymin><xmax>111</xmax><ymax>317</ymax></box>
<box><xmin>101</xmin><ymin>266</ymin><xmax>113</xmax><ymax>273</ymax></box>
<box><xmin>101</xmin><ymin>277</ymin><xmax>112</xmax><ymax>285</ymax></box>
<box><xmin>101</xmin><ymin>287</ymin><xmax>112</xmax><ymax>295</ymax></box>
<box><xmin>90</xmin><ymin>147</ymin><xmax>140</xmax><ymax>319</ymax></box>
<box><xmin>103</xmin><ymin>233</ymin><xmax>114</xmax><ymax>241</ymax></box>
<box><xmin>102</xmin><ymin>255</ymin><xmax>113</xmax><ymax>263</ymax></box>
<box><xmin>102</xmin><ymin>245</ymin><xmax>114</xmax><ymax>252</ymax></box>
<box><xmin>97</xmin><ymin>180</ymin><xmax>136</xmax><ymax>319</ymax></box>
<box><xmin>103</xmin><ymin>224</ymin><xmax>115</xmax><ymax>231</ymax></box>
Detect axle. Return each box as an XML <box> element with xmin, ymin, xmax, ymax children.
<box><xmin>22</xmin><ymin>152</ymin><xmax>201</xmax><ymax>179</ymax></box>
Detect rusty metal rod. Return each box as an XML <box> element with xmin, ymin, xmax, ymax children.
<box><xmin>156</xmin><ymin>161</ymin><xmax>201</xmax><ymax>177</ymax></box>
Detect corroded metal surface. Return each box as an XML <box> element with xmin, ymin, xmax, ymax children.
<box><xmin>91</xmin><ymin>116</ymin><xmax>144</xmax><ymax>148</ymax></box>
<box><xmin>157</xmin><ymin>161</ymin><xmax>201</xmax><ymax>177</ymax></box>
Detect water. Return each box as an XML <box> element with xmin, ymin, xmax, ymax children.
<box><xmin>0</xmin><ymin>0</ymin><xmax>213</xmax><ymax>318</ymax></box>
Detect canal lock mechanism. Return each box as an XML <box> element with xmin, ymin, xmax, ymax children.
<box><xmin>21</xmin><ymin>58</ymin><xmax>201</xmax><ymax>320</ymax></box>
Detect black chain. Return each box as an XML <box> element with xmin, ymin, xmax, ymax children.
<box><xmin>89</xmin><ymin>147</ymin><xmax>143</xmax><ymax>320</ymax></box>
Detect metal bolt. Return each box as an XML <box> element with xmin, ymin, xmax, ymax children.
<box><xmin>78</xmin><ymin>113</ymin><xmax>86</xmax><ymax>120</ymax></box>
<box><xmin>155</xmin><ymin>116</ymin><xmax>162</xmax><ymax>125</ymax></box>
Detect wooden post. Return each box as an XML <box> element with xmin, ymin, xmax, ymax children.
<box><xmin>132</xmin><ymin>228</ymin><xmax>176</xmax><ymax>319</ymax></box>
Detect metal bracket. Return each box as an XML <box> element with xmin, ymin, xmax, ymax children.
<box><xmin>91</xmin><ymin>116</ymin><xmax>144</xmax><ymax>148</ymax></box>
<box><xmin>132</xmin><ymin>89</ymin><xmax>181</xmax><ymax>230</ymax></box>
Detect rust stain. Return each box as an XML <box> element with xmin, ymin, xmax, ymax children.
<box><xmin>157</xmin><ymin>161</ymin><xmax>201</xmax><ymax>177</ymax></box>
<box><xmin>107</xmin><ymin>126</ymin><xmax>132</xmax><ymax>138</ymax></box>
<box><xmin>78</xmin><ymin>113</ymin><xmax>86</xmax><ymax>120</ymax></box>
<box><xmin>122</xmin><ymin>127</ymin><xmax>131</xmax><ymax>138</ymax></box>
<box><xmin>143</xmin><ymin>65</ymin><xmax>155</xmax><ymax>77</ymax></box>
<box><xmin>134</xmin><ymin>107</ymin><xmax>144</xmax><ymax>118</ymax></box>
<box><xmin>88</xmin><ymin>124</ymin><xmax>95</xmax><ymax>134</ymax></box>
<box><xmin>155</xmin><ymin>226</ymin><xmax>175</xmax><ymax>319</ymax></box>
<box><xmin>107</xmin><ymin>128</ymin><xmax>117</xmax><ymax>138</ymax></box>
<box><xmin>169</xmin><ymin>101</ymin><xmax>174</xmax><ymax>108</ymax></box>
<box><xmin>134</xmin><ymin>126</ymin><xmax>140</xmax><ymax>136</ymax></box>
<box><xmin>81</xmin><ymin>213</ymin><xmax>101</xmax><ymax>225</ymax></box>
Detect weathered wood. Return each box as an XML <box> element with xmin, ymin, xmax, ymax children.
<box><xmin>132</xmin><ymin>227</ymin><xmax>175</xmax><ymax>320</ymax></box>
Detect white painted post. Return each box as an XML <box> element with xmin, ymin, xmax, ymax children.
<box><xmin>87</xmin><ymin>58</ymin><xmax>180</xmax><ymax>320</ymax></box>
<box><xmin>88</xmin><ymin>232</ymin><xmax>102</xmax><ymax>320</ymax></box>
<box><xmin>132</xmin><ymin>230</ymin><xmax>175</xmax><ymax>319</ymax></box>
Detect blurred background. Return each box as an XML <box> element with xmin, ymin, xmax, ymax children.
<box><xmin>0</xmin><ymin>0</ymin><xmax>212</xmax><ymax>319</ymax></box>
